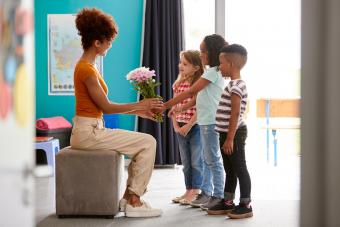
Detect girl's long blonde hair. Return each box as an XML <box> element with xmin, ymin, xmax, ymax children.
<box><xmin>174</xmin><ymin>50</ymin><xmax>204</xmax><ymax>86</ymax></box>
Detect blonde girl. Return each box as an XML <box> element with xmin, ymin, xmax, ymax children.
<box><xmin>171</xmin><ymin>50</ymin><xmax>204</xmax><ymax>205</ymax></box>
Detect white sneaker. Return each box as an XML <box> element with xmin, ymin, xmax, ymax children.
<box><xmin>119</xmin><ymin>198</ymin><xmax>127</xmax><ymax>212</ymax></box>
<box><xmin>125</xmin><ymin>201</ymin><xmax>163</xmax><ymax>218</ymax></box>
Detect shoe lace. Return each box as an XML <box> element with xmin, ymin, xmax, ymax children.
<box><xmin>211</xmin><ymin>196</ymin><xmax>220</xmax><ymax>201</ymax></box>
<box><xmin>196</xmin><ymin>193</ymin><xmax>204</xmax><ymax>200</ymax></box>
<box><xmin>224</xmin><ymin>200</ymin><xmax>234</xmax><ymax>206</ymax></box>
<box><xmin>141</xmin><ymin>200</ymin><xmax>152</xmax><ymax>209</ymax></box>
<box><xmin>210</xmin><ymin>196</ymin><xmax>222</xmax><ymax>203</ymax></box>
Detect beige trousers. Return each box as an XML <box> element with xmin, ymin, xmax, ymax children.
<box><xmin>70</xmin><ymin>116</ymin><xmax>156</xmax><ymax>196</ymax></box>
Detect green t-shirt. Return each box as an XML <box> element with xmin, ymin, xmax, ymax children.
<box><xmin>196</xmin><ymin>67</ymin><xmax>225</xmax><ymax>125</ymax></box>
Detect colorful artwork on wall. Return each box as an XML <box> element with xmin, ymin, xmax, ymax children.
<box><xmin>14</xmin><ymin>64</ymin><xmax>33</xmax><ymax>126</ymax></box>
<box><xmin>0</xmin><ymin>0</ymin><xmax>33</xmax><ymax>127</ymax></box>
<box><xmin>0</xmin><ymin>82</ymin><xmax>11</xmax><ymax>120</ymax></box>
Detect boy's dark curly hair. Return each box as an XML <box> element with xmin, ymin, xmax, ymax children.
<box><xmin>220</xmin><ymin>44</ymin><xmax>247</xmax><ymax>57</ymax></box>
<box><xmin>75</xmin><ymin>8</ymin><xmax>118</xmax><ymax>50</ymax></box>
<box><xmin>220</xmin><ymin>44</ymin><xmax>248</xmax><ymax>68</ymax></box>
<box><xmin>203</xmin><ymin>34</ymin><xmax>228</xmax><ymax>67</ymax></box>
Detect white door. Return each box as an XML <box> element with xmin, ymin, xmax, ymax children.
<box><xmin>0</xmin><ymin>0</ymin><xmax>35</xmax><ymax>226</ymax></box>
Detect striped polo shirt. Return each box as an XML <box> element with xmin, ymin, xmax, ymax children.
<box><xmin>215</xmin><ymin>79</ymin><xmax>248</xmax><ymax>132</ymax></box>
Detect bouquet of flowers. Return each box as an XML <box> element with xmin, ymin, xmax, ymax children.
<box><xmin>126</xmin><ymin>67</ymin><xmax>163</xmax><ymax>122</ymax></box>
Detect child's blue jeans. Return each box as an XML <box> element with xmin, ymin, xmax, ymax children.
<box><xmin>199</xmin><ymin>124</ymin><xmax>225</xmax><ymax>199</ymax></box>
<box><xmin>176</xmin><ymin>124</ymin><xmax>203</xmax><ymax>189</ymax></box>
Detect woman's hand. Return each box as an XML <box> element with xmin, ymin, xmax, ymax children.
<box><xmin>137</xmin><ymin>109</ymin><xmax>158</xmax><ymax>121</ymax></box>
<box><xmin>152</xmin><ymin>106</ymin><xmax>166</xmax><ymax>114</ymax></box>
<box><xmin>138</xmin><ymin>98</ymin><xmax>164</xmax><ymax>110</ymax></box>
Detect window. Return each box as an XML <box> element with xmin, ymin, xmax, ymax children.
<box><xmin>183</xmin><ymin>0</ymin><xmax>215</xmax><ymax>50</ymax></box>
<box><xmin>225</xmin><ymin>0</ymin><xmax>301</xmax><ymax>98</ymax></box>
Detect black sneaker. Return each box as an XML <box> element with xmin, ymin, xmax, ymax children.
<box><xmin>200</xmin><ymin>196</ymin><xmax>223</xmax><ymax>211</ymax></box>
<box><xmin>206</xmin><ymin>200</ymin><xmax>235</xmax><ymax>215</ymax></box>
<box><xmin>227</xmin><ymin>203</ymin><xmax>253</xmax><ymax>219</ymax></box>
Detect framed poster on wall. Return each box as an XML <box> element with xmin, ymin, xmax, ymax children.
<box><xmin>47</xmin><ymin>14</ymin><xmax>103</xmax><ymax>95</ymax></box>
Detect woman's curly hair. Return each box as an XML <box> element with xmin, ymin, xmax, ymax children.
<box><xmin>75</xmin><ymin>8</ymin><xmax>118</xmax><ymax>50</ymax></box>
<box><xmin>203</xmin><ymin>34</ymin><xmax>228</xmax><ymax>67</ymax></box>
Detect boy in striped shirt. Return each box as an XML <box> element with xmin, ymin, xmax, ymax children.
<box><xmin>207</xmin><ymin>44</ymin><xmax>253</xmax><ymax>219</ymax></box>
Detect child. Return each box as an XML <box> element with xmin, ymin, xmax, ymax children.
<box><xmin>207</xmin><ymin>44</ymin><xmax>253</xmax><ymax>218</ymax></box>
<box><xmin>171</xmin><ymin>50</ymin><xmax>204</xmax><ymax>205</ymax></box>
<box><xmin>165</xmin><ymin>34</ymin><xmax>227</xmax><ymax>210</ymax></box>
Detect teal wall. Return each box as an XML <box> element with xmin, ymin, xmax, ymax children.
<box><xmin>35</xmin><ymin>0</ymin><xmax>143</xmax><ymax>130</ymax></box>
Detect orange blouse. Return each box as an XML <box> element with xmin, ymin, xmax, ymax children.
<box><xmin>74</xmin><ymin>60</ymin><xmax>108</xmax><ymax>118</ymax></box>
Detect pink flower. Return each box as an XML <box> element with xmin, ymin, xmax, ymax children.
<box><xmin>126</xmin><ymin>66</ymin><xmax>163</xmax><ymax>122</ymax></box>
<box><xmin>126</xmin><ymin>67</ymin><xmax>156</xmax><ymax>82</ymax></box>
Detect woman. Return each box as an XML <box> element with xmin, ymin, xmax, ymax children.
<box><xmin>71</xmin><ymin>8</ymin><xmax>163</xmax><ymax>217</ymax></box>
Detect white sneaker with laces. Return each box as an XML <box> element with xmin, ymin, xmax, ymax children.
<box><xmin>119</xmin><ymin>198</ymin><xmax>127</xmax><ymax>212</ymax></box>
<box><xmin>125</xmin><ymin>201</ymin><xmax>163</xmax><ymax>218</ymax></box>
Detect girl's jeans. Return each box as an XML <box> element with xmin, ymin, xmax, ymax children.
<box><xmin>199</xmin><ymin>124</ymin><xmax>225</xmax><ymax>199</ymax></box>
<box><xmin>176</xmin><ymin>124</ymin><xmax>203</xmax><ymax>189</ymax></box>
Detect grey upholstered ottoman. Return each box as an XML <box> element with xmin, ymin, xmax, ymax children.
<box><xmin>56</xmin><ymin>147</ymin><xmax>124</xmax><ymax>218</ymax></box>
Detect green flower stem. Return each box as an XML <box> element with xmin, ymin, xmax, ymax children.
<box><xmin>132</xmin><ymin>79</ymin><xmax>163</xmax><ymax>123</ymax></box>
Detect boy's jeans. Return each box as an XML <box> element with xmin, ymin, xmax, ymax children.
<box><xmin>176</xmin><ymin>124</ymin><xmax>203</xmax><ymax>189</ymax></box>
<box><xmin>199</xmin><ymin>124</ymin><xmax>225</xmax><ymax>199</ymax></box>
<box><xmin>220</xmin><ymin>125</ymin><xmax>251</xmax><ymax>204</ymax></box>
